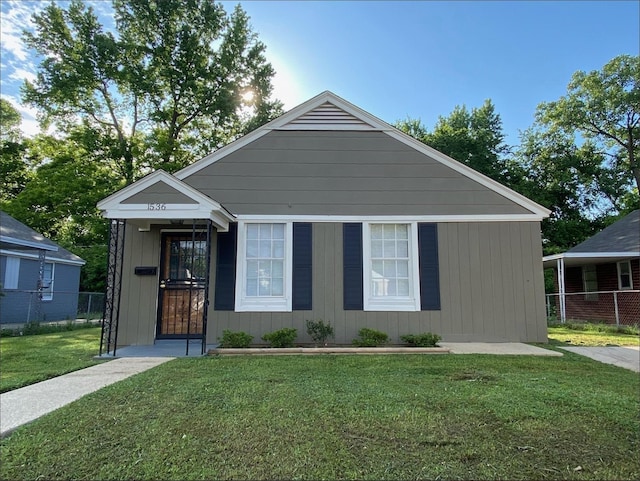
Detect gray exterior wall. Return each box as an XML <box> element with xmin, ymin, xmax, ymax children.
<box><xmin>0</xmin><ymin>255</ymin><xmax>81</xmax><ymax>324</ymax></box>
<box><xmin>115</xmin><ymin>220</ymin><xmax>547</xmax><ymax>345</ymax></box>
<box><xmin>182</xmin><ymin>131</ymin><xmax>531</xmax><ymax>216</ymax></box>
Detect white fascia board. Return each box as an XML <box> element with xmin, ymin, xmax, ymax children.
<box><xmin>236</xmin><ymin>214</ymin><xmax>546</xmax><ymax>223</ymax></box>
<box><xmin>0</xmin><ymin>249</ymin><xmax>85</xmax><ymax>266</ymax></box>
<box><xmin>384</xmin><ymin>129</ymin><xmax>551</xmax><ymax>218</ymax></box>
<box><xmin>0</xmin><ymin>235</ymin><xmax>59</xmax><ymax>251</ymax></box>
<box><xmin>98</xmin><ymin>170</ymin><xmax>224</xmax><ymax>211</ymax></box>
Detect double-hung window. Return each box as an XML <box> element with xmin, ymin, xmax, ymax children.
<box><xmin>235</xmin><ymin>222</ymin><xmax>293</xmax><ymax>311</ymax></box>
<box><xmin>4</xmin><ymin>257</ymin><xmax>20</xmax><ymax>289</ymax></box>
<box><xmin>617</xmin><ymin>260</ymin><xmax>633</xmax><ymax>290</ymax></box>
<box><xmin>363</xmin><ymin>222</ymin><xmax>420</xmax><ymax>311</ymax></box>
<box><xmin>41</xmin><ymin>262</ymin><xmax>54</xmax><ymax>301</ymax></box>
<box><xmin>582</xmin><ymin>265</ymin><xmax>598</xmax><ymax>301</ymax></box>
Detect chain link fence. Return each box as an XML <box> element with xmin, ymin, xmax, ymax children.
<box><xmin>546</xmin><ymin>290</ymin><xmax>640</xmax><ymax>326</ymax></box>
<box><xmin>0</xmin><ymin>291</ymin><xmax>104</xmax><ymax>325</ymax></box>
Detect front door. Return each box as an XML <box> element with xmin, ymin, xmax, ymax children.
<box><xmin>157</xmin><ymin>233</ymin><xmax>207</xmax><ymax>338</ymax></box>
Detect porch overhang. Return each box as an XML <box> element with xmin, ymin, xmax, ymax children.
<box><xmin>542</xmin><ymin>252</ymin><xmax>640</xmax><ymax>269</ymax></box>
<box><xmin>97</xmin><ymin>170</ymin><xmax>235</xmax><ymax>232</ymax></box>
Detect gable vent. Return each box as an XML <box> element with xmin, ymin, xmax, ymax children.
<box><xmin>282</xmin><ymin>102</ymin><xmax>377</xmax><ymax>130</ymax></box>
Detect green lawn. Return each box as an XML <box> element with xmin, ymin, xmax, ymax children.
<box><xmin>548</xmin><ymin>323</ymin><xmax>639</xmax><ymax>346</ymax></box>
<box><xmin>1</xmin><ymin>352</ymin><xmax>638</xmax><ymax>480</ymax></box>
<box><xmin>0</xmin><ymin>327</ymin><xmax>102</xmax><ymax>393</ymax></box>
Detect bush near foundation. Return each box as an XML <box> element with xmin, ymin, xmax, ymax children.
<box><xmin>352</xmin><ymin>328</ymin><xmax>388</xmax><ymax>347</ymax></box>
<box><xmin>400</xmin><ymin>332</ymin><xmax>441</xmax><ymax>347</ymax></box>
<box><xmin>219</xmin><ymin>330</ymin><xmax>253</xmax><ymax>348</ymax></box>
<box><xmin>262</xmin><ymin>328</ymin><xmax>297</xmax><ymax>348</ymax></box>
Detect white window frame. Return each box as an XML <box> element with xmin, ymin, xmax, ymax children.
<box><xmin>41</xmin><ymin>262</ymin><xmax>54</xmax><ymax>301</ymax></box>
<box><xmin>617</xmin><ymin>260</ymin><xmax>633</xmax><ymax>290</ymax></box>
<box><xmin>234</xmin><ymin>221</ymin><xmax>293</xmax><ymax>312</ymax></box>
<box><xmin>363</xmin><ymin>222</ymin><xmax>420</xmax><ymax>311</ymax></box>
<box><xmin>4</xmin><ymin>256</ymin><xmax>20</xmax><ymax>289</ymax></box>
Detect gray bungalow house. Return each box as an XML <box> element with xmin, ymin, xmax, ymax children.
<box><xmin>0</xmin><ymin>211</ymin><xmax>85</xmax><ymax>323</ymax></box>
<box><xmin>543</xmin><ymin>210</ymin><xmax>639</xmax><ymax>324</ymax></box>
<box><xmin>97</xmin><ymin>91</ymin><xmax>551</xmax><ymax>354</ymax></box>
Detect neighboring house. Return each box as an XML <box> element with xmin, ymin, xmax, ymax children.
<box><xmin>0</xmin><ymin>211</ymin><xmax>85</xmax><ymax>324</ymax></box>
<box><xmin>543</xmin><ymin>210</ymin><xmax>640</xmax><ymax>324</ymax></box>
<box><xmin>97</xmin><ymin>91</ymin><xmax>551</xmax><ymax>353</ymax></box>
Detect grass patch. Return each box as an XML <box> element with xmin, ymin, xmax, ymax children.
<box><xmin>0</xmin><ymin>327</ymin><xmax>102</xmax><ymax>393</ymax></box>
<box><xmin>0</xmin><ymin>320</ymin><xmax>100</xmax><ymax>337</ymax></box>
<box><xmin>548</xmin><ymin>322</ymin><xmax>640</xmax><ymax>346</ymax></box>
<box><xmin>1</xmin><ymin>354</ymin><xmax>638</xmax><ymax>480</ymax></box>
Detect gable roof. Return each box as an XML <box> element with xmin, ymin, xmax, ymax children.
<box><xmin>97</xmin><ymin>170</ymin><xmax>235</xmax><ymax>231</ymax></box>
<box><xmin>175</xmin><ymin>91</ymin><xmax>550</xmax><ymax>219</ymax></box>
<box><xmin>0</xmin><ymin>211</ymin><xmax>84</xmax><ymax>265</ymax></box>
<box><xmin>568</xmin><ymin>210</ymin><xmax>640</xmax><ymax>254</ymax></box>
<box><xmin>543</xmin><ymin>210</ymin><xmax>640</xmax><ymax>267</ymax></box>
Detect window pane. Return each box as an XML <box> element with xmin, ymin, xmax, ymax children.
<box><xmin>259</xmin><ymin>240</ymin><xmax>271</xmax><ymax>257</ymax></box>
<box><xmin>272</xmin><ymin>224</ymin><xmax>285</xmax><ymax>239</ymax></box>
<box><xmin>272</xmin><ymin>260</ymin><xmax>284</xmax><ymax>278</ymax></box>
<box><xmin>372</xmin><ymin>260</ymin><xmax>384</xmax><ymax>277</ymax></box>
<box><xmin>247</xmin><ymin>260</ymin><xmax>259</xmax><ymax>277</ymax></box>
<box><xmin>383</xmin><ymin>260</ymin><xmax>396</xmax><ymax>277</ymax></box>
<box><xmin>397</xmin><ymin>240</ymin><xmax>409</xmax><ymax>258</ymax></box>
<box><xmin>272</xmin><ymin>240</ymin><xmax>284</xmax><ymax>258</ymax></box>
<box><xmin>371</xmin><ymin>240</ymin><xmax>383</xmax><ymax>258</ymax></box>
<box><xmin>383</xmin><ymin>224</ymin><xmax>396</xmax><ymax>239</ymax></box>
<box><xmin>247</xmin><ymin>224</ymin><xmax>259</xmax><ymax>239</ymax></box>
<box><xmin>246</xmin><ymin>279</ymin><xmax>258</xmax><ymax>296</ymax></box>
<box><xmin>396</xmin><ymin>225</ymin><xmax>408</xmax><ymax>239</ymax></box>
<box><xmin>259</xmin><ymin>224</ymin><xmax>272</xmax><ymax>238</ymax></box>
<box><xmin>397</xmin><ymin>260</ymin><xmax>408</xmax><ymax>277</ymax></box>
<box><xmin>272</xmin><ymin>278</ymin><xmax>284</xmax><ymax>296</ymax></box>
<box><xmin>247</xmin><ymin>240</ymin><xmax>258</xmax><ymax>258</ymax></box>
<box><xmin>258</xmin><ymin>260</ymin><xmax>271</xmax><ymax>277</ymax></box>
<box><xmin>259</xmin><ymin>279</ymin><xmax>271</xmax><ymax>296</ymax></box>
<box><xmin>371</xmin><ymin>224</ymin><xmax>383</xmax><ymax>240</ymax></box>
<box><xmin>383</xmin><ymin>240</ymin><xmax>396</xmax><ymax>257</ymax></box>
<box><xmin>397</xmin><ymin>279</ymin><xmax>410</xmax><ymax>296</ymax></box>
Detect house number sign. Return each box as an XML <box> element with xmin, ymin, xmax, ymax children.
<box><xmin>147</xmin><ymin>203</ymin><xmax>167</xmax><ymax>210</ymax></box>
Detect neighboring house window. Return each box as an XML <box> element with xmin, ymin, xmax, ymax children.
<box><xmin>617</xmin><ymin>260</ymin><xmax>633</xmax><ymax>290</ymax></box>
<box><xmin>363</xmin><ymin>223</ymin><xmax>420</xmax><ymax>311</ymax></box>
<box><xmin>235</xmin><ymin>222</ymin><xmax>293</xmax><ymax>311</ymax></box>
<box><xmin>4</xmin><ymin>257</ymin><xmax>20</xmax><ymax>289</ymax></box>
<box><xmin>582</xmin><ymin>265</ymin><xmax>598</xmax><ymax>301</ymax></box>
<box><xmin>41</xmin><ymin>262</ymin><xmax>54</xmax><ymax>301</ymax></box>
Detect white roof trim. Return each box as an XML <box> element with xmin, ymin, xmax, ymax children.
<box><xmin>173</xmin><ymin>90</ymin><xmax>549</xmax><ymax>218</ymax></box>
<box><xmin>236</xmin><ymin>214</ymin><xmax>546</xmax><ymax>222</ymax></box>
<box><xmin>0</xmin><ymin>235</ymin><xmax>58</xmax><ymax>251</ymax></box>
<box><xmin>543</xmin><ymin>252</ymin><xmax>640</xmax><ymax>261</ymax></box>
<box><xmin>0</xmin><ymin>249</ymin><xmax>85</xmax><ymax>266</ymax></box>
<box><xmin>97</xmin><ymin>170</ymin><xmax>235</xmax><ymax>229</ymax></box>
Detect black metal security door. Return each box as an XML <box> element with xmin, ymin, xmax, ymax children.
<box><xmin>157</xmin><ymin>232</ymin><xmax>208</xmax><ymax>338</ymax></box>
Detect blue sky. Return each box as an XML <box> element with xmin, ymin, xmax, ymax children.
<box><xmin>1</xmin><ymin>0</ymin><xmax>638</xmax><ymax>146</ymax></box>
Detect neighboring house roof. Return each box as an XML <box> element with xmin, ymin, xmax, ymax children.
<box><xmin>543</xmin><ymin>210</ymin><xmax>640</xmax><ymax>267</ymax></box>
<box><xmin>0</xmin><ymin>211</ymin><xmax>85</xmax><ymax>265</ymax></box>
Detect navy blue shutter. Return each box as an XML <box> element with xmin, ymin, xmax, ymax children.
<box><xmin>343</xmin><ymin>223</ymin><xmax>364</xmax><ymax>310</ymax></box>
<box><xmin>214</xmin><ymin>223</ymin><xmax>237</xmax><ymax>311</ymax></box>
<box><xmin>418</xmin><ymin>223</ymin><xmax>441</xmax><ymax>310</ymax></box>
<box><xmin>292</xmin><ymin>223</ymin><xmax>313</xmax><ymax>310</ymax></box>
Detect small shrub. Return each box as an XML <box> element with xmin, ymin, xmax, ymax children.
<box><xmin>262</xmin><ymin>328</ymin><xmax>297</xmax><ymax>348</ymax></box>
<box><xmin>306</xmin><ymin>319</ymin><xmax>335</xmax><ymax>346</ymax></box>
<box><xmin>401</xmin><ymin>332</ymin><xmax>441</xmax><ymax>347</ymax></box>
<box><xmin>352</xmin><ymin>327</ymin><xmax>388</xmax><ymax>347</ymax></box>
<box><xmin>219</xmin><ymin>329</ymin><xmax>253</xmax><ymax>348</ymax></box>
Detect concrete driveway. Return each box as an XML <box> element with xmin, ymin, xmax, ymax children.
<box><xmin>558</xmin><ymin>345</ymin><xmax>639</xmax><ymax>372</ymax></box>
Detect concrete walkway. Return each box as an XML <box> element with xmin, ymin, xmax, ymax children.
<box><xmin>558</xmin><ymin>345</ymin><xmax>640</xmax><ymax>372</ymax></box>
<box><xmin>0</xmin><ymin>357</ymin><xmax>172</xmax><ymax>437</ymax></box>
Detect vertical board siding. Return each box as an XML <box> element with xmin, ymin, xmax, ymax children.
<box><xmin>418</xmin><ymin>223</ymin><xmax>441</xmax><ymax>310</ymax></box>
<box><xmin>292</xmin><ymin>223</ymin><xmax>313</xmax><ymax>310</ymax></box>
<box><xmin>214</xmin><ymin>223</ymin><xmax>237</xmax><ymax>311</ymax></box>
<box><xmin>206</xmin><ymin>221</ymin><xmax>547</xmax><ymax>344</ymax></box>
<box><xmin>342</xmin><ymin>223</ymin><xmax>364</xmax><ymax>310</ymax></box>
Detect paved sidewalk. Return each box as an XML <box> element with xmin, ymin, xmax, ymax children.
<box><xmin>0</xmin><ymin>357</ymin><xmax>172</xmax><ymax>437</ymax></box>
<box><xmin>558</xmin><ymin>345</ymin><xmax>640</xmax><ymax>372</ymax></box>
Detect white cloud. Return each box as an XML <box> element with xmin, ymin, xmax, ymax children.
<box><xmin>9</xmin><ymin>67</ymin><xmax>37</xmax><ymax>84</ymax></box>
<box><xmin>1</xmin><ymin>94</ymin><xmax>43</xmax><ymax>138</ymax></box>
<box><xmin>0</xmin><ymin>1</ymin><xmax>40</xmax><ymax>62</ymax></box>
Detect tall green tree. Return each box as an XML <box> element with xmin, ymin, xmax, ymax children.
<box><xmin>396</xmin><ymin>100</ymin><xmax>512</xmax><ymax>185</ymax></box>
<box><xmin>23</xmin><ymin>0</ymin><xmax>282</xmax><ymax>183</ymax></box>
<box><xmin>0</xmin><ymin>100</ymin><xmax>31</xmax><ymax>201</ymax></box>
<box><xmin>537</xmin><ymin>54</ymin><xmax>640</xmax><ymax>199</ymax></box>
